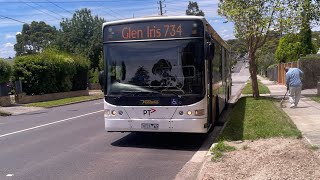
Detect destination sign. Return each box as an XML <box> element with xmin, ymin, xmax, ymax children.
<box><xmin>104</xmin><ymin>20</ymin><xmax>204</xmax><ymax>42</ymax></box>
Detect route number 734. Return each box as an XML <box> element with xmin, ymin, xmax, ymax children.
<box><xmin>164</xmin><ymin>24</ymin><xmax>182</xmax><ymax>37</ymax></box>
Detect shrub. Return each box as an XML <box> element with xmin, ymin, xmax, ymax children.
<box><xmin>275</xmin><ymin>34</ymin><xmax>303</xmax><ymax>63</ymax></box>
<box><xmin>72</xmin><ymin>55</ymin><xmax>90</xmax><ymax>91</ymax></box>
<box><xmin>267</xmin><ymin>64</ymin><xmax>277</xmax><ymax>69</ymax></box>
<box><xmin>0</xmin><ymin>59</ymin><xmax>12</xmax><ymax>83</ymax></box>
<box><xmin>13</xmin><ymin>49</ymin><xmax>89</xmax><ymax>95</ymax></box>
<box><xmin>89</xmin><ymin>68</ymin><xmax>99</xmax><ymax>83</ymax></box>
<box><xmin>300</xmin><ymin>54</ymin><xmax>320</xmax><ymax>61</ymax></box>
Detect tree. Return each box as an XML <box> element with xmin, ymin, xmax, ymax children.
<box><xmin>300</xmin><ymin>0</ymin><xmax>316</xmax><ymax>56</ymax></box>
<box><xmin>312</xmin><ymin>31</ymin><xmax>320</xmax><ymax>51</ymax></box>
<box><xmin>218</xmin><ymin>0</ymin><xmax>299</xmax><ymax>98</ymax></box>
<box><xmin>56</xmin><ymin>8</ymin><xmax>105</xmax><ymax>69</ymax></box>
<box><xmin>226</xmin><ymin>39</ymin><xmax>247</xmax><ymax>64</ymax></box>
<box><xmin>0</xmin><ymin>58</ymin><xmax>12</xmax><ymax>83</ymax></box>
<box><xmin>275</xmin><ymin>34</ymin><xmax>303</xmax><ymax>63</ymax></box>
<box><xmin>186</xmin><ymin>1</ymin><xmax>205</xmax><ymax>16</ymax></box>
<box><xmin>256</xmin><ymin>31</ymin><xmax>281</xmax><ymax>74</ymax></box>
<box><xmin>14</xmin><ymin>21</ymin><xmax>57</xmax><ymax>56</ymax></box>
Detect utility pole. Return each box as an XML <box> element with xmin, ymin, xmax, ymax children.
<box><xmin>158</xmin><ymin>0</ymin><xmax>166</xmax><ymax>16</ymax></box>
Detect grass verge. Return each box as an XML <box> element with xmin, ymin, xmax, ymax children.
<box><xmin>210</xmin><ymin>141</ymin><xmax>236</xmax><ymax>162</ymax></box>
<box><xmin>219</xmin><ymin>97</ymin><xmax>301</xmax><ymax>141</ymax></box>
<box><xmin>25</xmin><ymin>95</ymin><xmax>103</xmax><ymax>108</ymax></box>
<box><xmin>0</xmin><ymin>110</ymin><xmax>11</xmax><ymax>116</ymax></box>
<box><xmin>242</xmin><ymin>80</ymin><xmax>270</xmax><ymax>95</ymax></box>
<box><xmin>311</xmin><ymin>96</ymin><xmax>320</xmax><ymax>103</ymax></box>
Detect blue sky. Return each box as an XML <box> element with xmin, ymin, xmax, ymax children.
<box><xmin>0</xmin><ymin>0</ymin><xmax>236</xmax><ymax>58</ymax></box>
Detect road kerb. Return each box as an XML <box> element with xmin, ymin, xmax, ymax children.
<box><xmin>176</xmin><ymin>80</ymin><xmax>248</xmax><ymax>180</ymax></box>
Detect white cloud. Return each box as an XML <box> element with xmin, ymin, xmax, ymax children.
<box><xmin>4</xmin><ymin>42</ymin><xmax>14</xmax><ymax>48</ymax></box>
<box><xmin>5</xmin><ymin>34</ymin><xmax>15</xmax><ymax>39</ymax></box>
<box><xmin>0</xmin><ymin>42</ymin><xmax>15</xmax><ymax>58</ymax></box>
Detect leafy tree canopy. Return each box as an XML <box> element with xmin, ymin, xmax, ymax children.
<box><xmin>218</xmin><ymin>0</ymin><xmax>304</xmax><ymax>97</ymax></box>
<box><xmin>186</xmin><ymin>1</ymin><xmax>205</xmax><ymax>16</ymax></box>
<box><xmin>55</xmin><ymin>8</ymin><xmax>105</xmax><ymax>69</ymax></box>
<box><xmin>275</xmin><ymin>33</ymin><xmax>303</xmax><ymax>63</ymax></box>
<box><xmin>312</xmin><ymin>31</ymin><xmax>320</xmax><ymax>51</ymax></box>
<box><xmin>0</xmin><ymin>58</ymin><xmax>12</xmax><ymax>83</ymax></box>
<box><xmin>14</xmin><ymin>21</ymin><xmax>57</xmax><ymax>56</ymax></box>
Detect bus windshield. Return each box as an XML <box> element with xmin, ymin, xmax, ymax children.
<box><xmin>104</xmin><ymin>39</ymin><xmax>204</xmax><ymax>97</ymax></box>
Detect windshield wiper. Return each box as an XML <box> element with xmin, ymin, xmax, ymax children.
<box><xmin>161</xmin><ymin>91</ymin><xmax>182</xmax><ymax>97</ymax></box>
<box><xmin>120</xmin><ymin>91</ymin><xmax>162</xmax><ymax>97</ymax></box>
<box><xmin>160</xmin><ymin>88</ymin><xmax>184</xmax><ymax>97</ymax></box>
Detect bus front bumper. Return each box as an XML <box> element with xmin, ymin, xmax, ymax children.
<box><xmin>105</xmin><ymin>118</ymin><xmax>208</xmax><ymax>133</ymax></box>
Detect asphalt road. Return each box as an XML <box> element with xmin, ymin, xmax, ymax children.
<box><xmin>231</xmin><ymin>61</ymin><xmax>250</xmax><ymax>102</ymax></box>
<box><xmin>0</xmin><ymin>64</ymin><xmax>249</xmax><ymax>180</ymax></box>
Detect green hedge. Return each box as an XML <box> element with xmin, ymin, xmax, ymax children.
<box><xmin>72</xmin><ymin>55</ymin><xmax>90</xmax><ymax>91</ymax></box>
<box><xmin>13</xmin><ymin>49</ymin><xmax>89</xmax><ymax>95</ymax></box>
<box><xmin>0</xmin><ymin>59</ymin><xmax>12</xmax><ymax>83</ymax></box>
<box><xmin>89</xmin><ymin>68</ymin><xmax>99</xmax><ymax>83</ymax></box>
<box><xmin>300</xmin><ymin>54</ymin><xmax>320</xmax><ymax>61</ymax></box>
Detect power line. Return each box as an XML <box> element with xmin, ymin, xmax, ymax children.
<box><xmin>0</xmin><ymin>0</ymin><xmax>149</xmax><ymax>3</ymax></box>
<box><xmin>28</xmin><ymin>0</ymin><xmax>67</xmax><ymax>18</ymax></box>
<box><xmin>95</xmin><ymin>3</ymin><xmax>121</xmax><ymax>19</ymax></box>
<box><xmin>0</xmin><ymin>15</ymin><xmax>28</xmax><ymax>24</ymax></box>
<box><xmin>18</xmin><ymin>0</ymin><xmax>61</xmax><ymax>20</ymax></box>
<box><xmin>1</xmin><ymin>13</ymin><xmax>49</xmax><ymax>17</ymax></box>
<box><xmin>98</xmin><ymin>2</ymin><xmax>126</xmax><ymax>19</ymax></box>
<box><xmin>45</xmin><ymin>0</ymin><xmax>74</xmax><ymax>15</ymax></box>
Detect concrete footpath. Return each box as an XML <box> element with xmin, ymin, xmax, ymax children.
<box><xmin>258</xmin><ymin>76</ymin><xmax>320</xmax><ymax>146</ymax></box>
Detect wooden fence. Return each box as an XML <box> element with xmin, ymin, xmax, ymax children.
<box><xmin>277</xmin><ymin>61</ymin><xmax>300</xmax><ymax>85</ymax></box>
<box><xmin>267</xmin><ymin>60</ymin><xmax>320</xmax><ymax>89</ymax></box>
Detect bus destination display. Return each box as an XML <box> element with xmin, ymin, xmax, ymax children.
<box><xmin>104</xmin><ymin>20</ymin><xmax>203</xmax><ymax>42</ymax></box>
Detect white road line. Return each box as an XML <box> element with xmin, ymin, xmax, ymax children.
<box><xmin>0</xmin><ymin>110</ymin><xmax>104</xmax><ymax>139</ymax></box>
<box><xmin>6</xmin><ymin>174</ymin><xmax>14</xmax><ymax>177</ymax></box>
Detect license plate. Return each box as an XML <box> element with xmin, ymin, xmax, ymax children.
<box><xmin>141</xmin><ymin>123</ymin><xmax>159</xmax><ymax>130</ymax></box>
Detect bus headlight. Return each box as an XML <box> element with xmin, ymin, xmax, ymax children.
<box><xmin>187</xmin><ymin>110</ymin><xmax>192</xmax><ymax>115</ymax></box>
<box><xmin>111</xmin><ymin>110</ymin><xmax>117</xmax><ymax>116</ymax></box>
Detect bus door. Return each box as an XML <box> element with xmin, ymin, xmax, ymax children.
<box><xmin>206</xmin><ymin>37</ymin><xmax>214</xmax><ymax>127</ymax></box>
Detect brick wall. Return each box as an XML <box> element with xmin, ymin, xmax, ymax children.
<box><xmin>15</xmin><ymin>90</ymin><xmax>89</xmax><ymax>104</ymax></box>
<box><xmin>88</xmin><ymin>83</ymin><xmax>101</xmax><ymax>90</ymax></box>
<box><xmin>0</xmin><ymin>96</ymin><xmax>12</xmax><ymax>107</ymax></box>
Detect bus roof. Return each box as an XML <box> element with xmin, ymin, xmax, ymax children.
<box><xmin>103</xmin><ymin>15</ymin><xmax>230</xmax><ymax>50</ymax></box>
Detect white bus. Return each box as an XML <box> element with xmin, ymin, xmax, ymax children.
<box><xmin>100</xmin><ymin>16</ymin><xmax>232</xmax><ymax>133</ymax></box>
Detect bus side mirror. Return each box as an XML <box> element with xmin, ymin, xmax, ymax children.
<box><xmin>98</xmin><ymin>71</ymin><xmax>104</xmax><ymax>91</ymax></box>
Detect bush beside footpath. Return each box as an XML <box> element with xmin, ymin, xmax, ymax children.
<box><xmin>0</xmin><ymin>58</ymin><xmax>12</xmax><ymax>83</ymax></box>
<box><xmin>13</xmin><ymin>49</ymin><xmax>90</xmax><ymax>95</ymax></box>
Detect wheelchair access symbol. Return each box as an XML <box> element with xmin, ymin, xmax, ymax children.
<box><xmin>171</xmin><ymin>98</ymin><xmax>178</xmax><ymax>105</ymax></box>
